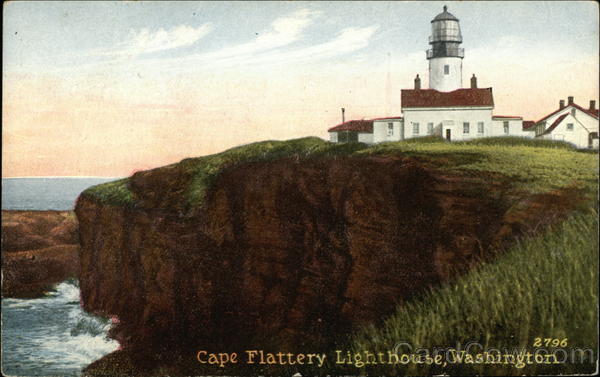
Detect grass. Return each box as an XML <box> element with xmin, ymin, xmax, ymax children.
<box><xmin>83</xmin><ymin>136</ymin><xmax>598</xmax><ymax>210</ymax></box>
<box><xmin>83</xmin><ymin>178</ymin><xmax>134</xmax><ymax>207</ymax></box>
<box><xmin>82</xmin><ymin>137</ymin><xmax>368</xmax><ymax>209</ymax></box>
<box><xmin>459</xmin><ymin>136</ymin><xmax>579</xmax><ymax>150</ymax></box>
<box><xmin>343</xmin><ymin>208</ymin><xmax>598</xmax><ymax>376</ymax></box>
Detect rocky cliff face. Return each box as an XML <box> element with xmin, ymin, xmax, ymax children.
<box><xmin>76</xmin><ymin>155</ymin><xmax>576</xmax><ymax>373</ymax></box>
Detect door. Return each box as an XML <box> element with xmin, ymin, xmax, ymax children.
<box><xmin>589</xmin><ymin>132</ymin><xmax>598</xmax><ymax>149</ymax></box>
<box><xmin>446</xmin><ymin>129</ymin><xmax>451</xmax><ymax>141</ymax></box>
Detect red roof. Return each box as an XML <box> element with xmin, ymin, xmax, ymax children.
<box><xmin>571</xmin><ymin>103</ymin><xmax>598</xmax><ymax>119</ymax></box>
<box><xmin>492</xmin><ymin>115</ymin><xmax>523</xmax><ymax>119</ymax></box>
<box><xmin>537</xmin><ymin>103</ymin><xmax>599</xmax><ymax>124</ymax></box>
<box><xmin>371</xmin><ymin>116</ymin><xmax>403</xmax><ymax>121</ymax></box>
<box><xmin>328</xmin><ymin>119</ymin><xmax>373</xmax><ymax>133</ymax></box>
<box><xmin>522</xmin><ymin>120</ymin><xmax>536</xmax><ymax>130</ymax></box>
<box><xmin>401</xmin><ymin>88</ymin><xmax>494</xmax><ymax>108</ymax></box>
<box><xmin>540</xmin><ymin>113</ymin><xmax>569</xmax><ymax>136</ymax></box>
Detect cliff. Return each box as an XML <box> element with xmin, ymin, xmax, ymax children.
<box><xmin>75</xmin><ymin>137</ymin><xmax>593</xmax><ymax>375</ymax></box>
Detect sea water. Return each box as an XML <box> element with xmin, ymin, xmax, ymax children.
<box><xmin>1</xmin><ymin>280</ymin><xmax>119</xmax><ymax>376</ymax></box>
<box><xmin>2</xmin><ymin>177</ymin><xmax>116</xmax><ymax>210</ymax></box>
<box><xmin>2</xmin><ymin>177</ymin><xmax>121</xmax><ymax>376</ymax></box>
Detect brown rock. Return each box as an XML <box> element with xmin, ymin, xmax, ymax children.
<box><xmin>1</xmin><ymin>210</ymin><xmax>80</xmax><ymax>297</ymax></box>
<box><xmin>2</xmin><ymin>244</ymin><xmax>80</xmax><ymax>298</ymax></box>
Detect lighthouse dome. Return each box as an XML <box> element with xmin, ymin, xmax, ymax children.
<box><xmin>432</xmin><ymin>5</ymin><xmax>459</xmax><ymax>22</ymax></box>
<box><xmin>429</xmin><ymin>5</ymin><xmax>462</xmax><ymax>45</ymax></box>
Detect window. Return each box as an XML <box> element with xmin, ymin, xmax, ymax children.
<box><xmin>477</xmin><ymin>122</ymin><xmax>484</xmax><ymax>134</ymax></box>
<box><xmin>444</xmin><ymin>65</ymin><xmax>450</xmax><ymax>75</ymax></box>
<box><xmin>338</xmin><ymin>132</ymin><xmax>358</xmax><ymax>143</ymax></box>
<box><xmin>503</xmin><ymin>121</ymin><xmax>509</xmax><ymax>135</ymax></box>
<box><xmin>566</xmin><ymin>123</ymin><xmax>574</xmax><ymax>131</ymax></box>
<box><xmin>387</xmin><ymin>122</ymin><xmax>394</xmax><ymax>136</ymax></box>
<box><xmin>427</xmin><ymin>122</ymin><xmax>434</xmax><ymax>135</ymax></box>
<box><xmin>413</xmin><ymin>122</ymin><xmax>420</xmax><ymax>135</ymax></box>
<box><xmin>463</xmin><ymin>122</ymin><xmax>470</xmax><ymax>134</ymax></box>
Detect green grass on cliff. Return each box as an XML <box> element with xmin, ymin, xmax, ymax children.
<box><xmin>343</xmin><ymin>208</ymin><xmax>598</xmax><ymax>376</ymax></box>
<box><xmin>83</xmin><ymin>137</ymin><xmax>366</xmax><ymax>208</ymax></box>
<box><xmin>83</xmin><ymin>136</ymin><xmax>598</xmax><ymax>209</ymax></box>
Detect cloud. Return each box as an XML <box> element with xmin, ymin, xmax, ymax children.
<box><xmin>271</xmin><ymin>25</ymin><xmax>380</xmax><ymax>63</ymax></box>
<box><xmin>186</xmin><ymin>8</ymin><xmax>320</xmax><ymax>63</ymax></box>
<box><xmin>93</xmin><ymin>23</ymin><xmax>213</xmax><ymax>57</ymax></box>
<box><xmin>157</xmin><ymin>19</ymin><xmax>378</xmax><ymax>70</ymax></box>
<box><xmin>57</xmin><ymin>8</ymin><xmax>377</xmax><ymax>75</ymax></box>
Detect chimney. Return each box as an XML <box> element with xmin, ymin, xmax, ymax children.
<box><xmin>559</xmin><ymin>100</ymin><xmax>565</xmax><ymax>109</ymax></box>
<box><xmin>341</xmin><ymin>107</ymin><xmax>345</xmax><ymax>123</ymax></box>
<box><xmin>470</xmin><ymin>74</ymin><xmax>477</xmax><ymax>89</ymax></box>
<box><xmin>568</xmin><ymin>96</ymin><xmax>574</xmax><ymax>105</ymax></box>
<box><xmin>589</xmin><ymin>100</ymin><xmax>596</xmax><ymax>111</ymax></box>
<box><xmin>414</xmin><ymin>74</ymin><xmax>421</xmax><ymax>90</ymax></box>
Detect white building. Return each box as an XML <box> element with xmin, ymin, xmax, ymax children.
<box><xmin>535</xmin><ymin>97</ymin><xmax>599</xmax><ymax>149</ymax></box>
<box><xmin>328</xmin><ymin>6</ymin><xmax>551</xmax><ymax>144</ymax></box>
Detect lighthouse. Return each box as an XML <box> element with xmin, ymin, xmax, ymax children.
<box><xmin>328</xmin><ymin>5</ymin><xmax>541</xmax><ymax>145</ymax></box>
<box><xmin>427</xmin><ymin>5</ymin><xmax>464</xmax><ymax>92</ymax></box>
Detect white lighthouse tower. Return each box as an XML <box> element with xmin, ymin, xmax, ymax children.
<box><xmin>427</xmin><ymin>5</ymin><xmax>464</xmax><ymax>92</ymax></box>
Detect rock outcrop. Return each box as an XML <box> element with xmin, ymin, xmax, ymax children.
<box><xmin>76</xmin><ymin>154</ymin><xmax>579</xmax><ymax>374</ymax></box>
<box><xmin>2</xmin><ymin>211</ymin><xmax>79</xmax><ymax>297</ymax></box>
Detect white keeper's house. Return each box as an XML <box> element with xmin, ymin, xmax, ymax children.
<box><xmin>534</xmin><ymin>97</ymin><xmax>599</xmax><ymax>149</ymax></box>
<box><xmin>328</xmin><ymin>6</ymin><xmax>599</xmax><ymax>149</ymax></box>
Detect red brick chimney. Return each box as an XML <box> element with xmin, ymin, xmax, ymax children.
<box><xmin>589</xmin><ymin>100</ymin><xmax>596</xmax><ymax>111</ymax></box>
<box><xmin>559</xmin><ymin>100</ymin><xmax>565</xmax><ymax>109</ymax></box>
<box><xmin>568</xmin><ymin>96</ymin><xmax>574</xmax><ymax>105</ymax></box>
<box><xmin>414</xmin><ymin>74</ymin><xmax>421</xmax><ymax>90</ymax></box>
<box><xmin>341</xmin><ymin>107</ymin><xmax>345</xmax><ymax>123</ymax></box>
<box><xmin>470</xmin><ymin>74</ymin><xmax>477</xmax><ymax>89</ymax></box>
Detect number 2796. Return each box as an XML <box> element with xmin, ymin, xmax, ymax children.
<box><xmin>533</xmin><ymin>338</ymin><xmax>568</xmax><ymax>347</ymax></box>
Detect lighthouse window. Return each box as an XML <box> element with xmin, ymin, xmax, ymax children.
<box><xmin>503</xmin><ymin>121</ymin><xmax>510</xmax><ymax>134</ymax></box>
<box><xmin>387</xmin><ymin>122</ymin><xmax>394</xmax><ymax>136</ymax></box>
<box><xmin>463</xmin><ymin>122</ymin><xmax>470</xmax><ymax>134</ymax></box>
<box><xmin>566</xmin><ymin>123</ymin><xmax>574</xmax><ymax>131</ymax></box>
<box><xmin>413</xmin><ymin>122</ymin><xmax>420</xmax><ymax>135</ymax></box>
<box><xmin>478</xmin><ymin>122</ymin><xmax>484</xmax><ymax>134</ymax></box>
<box><xmin>427</xmin><ymin>122</ymin><xmax>434</xmax><ymax>134</ymax></box>
<box><xmin>444</xmin><ymin>65</ymin><xmax>450</xmax><ymax>75</ymax></box>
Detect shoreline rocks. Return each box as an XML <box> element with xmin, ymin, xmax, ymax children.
<box><xmin>2</xmin><ymin>210</ymin><xmax>80</xmax><ymax>298</ymax></box>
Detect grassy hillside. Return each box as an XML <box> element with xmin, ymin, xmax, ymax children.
<box><xmin>345</xmin><ymin>209</ymin><xmax>598</xmax><ymax>375</ymax></box>
<box><xmin>84</xmin><ymin>136</ymin><xmax>598</xmax><ymax>209</ymax></box>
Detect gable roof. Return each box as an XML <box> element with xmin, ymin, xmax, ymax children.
<box><xmin>401</xmin><ymin>88</ymin><xmax>494</xmax><ymax>109</ymax></box>
<box><xmin>328</xmin><ymin>120</ymin><xmax>373</xmax><ymax>133</ymax></box>
<box><xmin>537</xmin><ymin>103</ymin><xmax>599</xmax><ymax>124</ymax></box>
<box><xmin>540</xmin><ymin>113</ymin><xmax>569</xmax><ymax>136</ymax></box>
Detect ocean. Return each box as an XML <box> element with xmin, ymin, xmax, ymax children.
<box><xmin>2</xmin><ymin>177</ymin><xmax>117</xmax><ymax>210</ymax></box>
<box><xmin>2</xmin><ymin>177</ymin><xmax>121</xmax><ymax>376</ymax></box>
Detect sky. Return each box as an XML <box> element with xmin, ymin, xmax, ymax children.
<box><xmin>3</xmin><ymin>1</ymin><xmax>599</xmax><ymax>177</ymax></box>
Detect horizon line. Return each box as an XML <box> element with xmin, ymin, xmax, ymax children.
<box><xmin>2</xmin><ymin>176</ymin><xmax>123</xmax><ymax>179</ymax></box>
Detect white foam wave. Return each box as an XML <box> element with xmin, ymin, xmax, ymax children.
<box><xmin>2</xmin><ymin>280</ymin><xmax>119</xmax><ymax>375</ymax></box>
